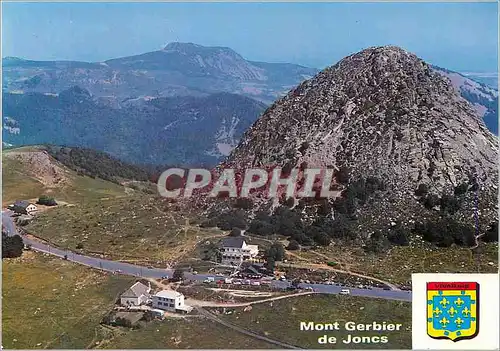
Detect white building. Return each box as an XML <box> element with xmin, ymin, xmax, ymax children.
<box><xmin>220</xmin><ymin>237</ymin><xmax>259</xmax><ymax>266</ymax></box>
<box><xmin>120</xmin><ymin>281</ymin><xmax>151</xmax><ymax>306</ymax></box>
<box><xmin>152</xmin><ymin>290</ymin><xmax>192</xmax><ymax>313</ymax></box>
<box><xmin>10</xmin><ymin>201</ymin><xmax>38</xmax><ymax>215</ymax></box>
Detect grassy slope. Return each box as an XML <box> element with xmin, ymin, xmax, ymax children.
<box><xmin>2</xmin><ymin>252</ymin><xmax>134</xmax><ymax>349</ymax></box>
<box><xmin>2</xmin><ymin>146</ymin><xmax>127</xmax><ymax>206</ymax></box>
<box><xmin>100</xmin><ymin>319</ymin><xmax>277</xmax><ymax>349</ymax></box>
<box><xmin>25</xmin><ymin>196</ymin><xmax>223</xmax><ymax>262</ymax></box>
<box><xmin>293</xmin><ymin>240</ymin><xmax>498</xmax><ymax>285</ymax></box>
<box><xmin>217</xmin><ymin>294</ymin><xmax>412</xmax><ymax>349</ymax></box>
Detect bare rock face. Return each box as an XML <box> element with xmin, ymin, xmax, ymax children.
<box><xmin>222</xmin><ymin>46</ymin><xmax>498</xmax><ymax>234</ymax></box>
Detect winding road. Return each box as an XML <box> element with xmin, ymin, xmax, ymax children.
<box><xmin>2</xmin><ymin>211</ymin><xmax>412</xmax><ymax>302</ymax></box>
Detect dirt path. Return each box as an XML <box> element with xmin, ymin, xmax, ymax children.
<box><xmin>186</xmin><ymin>291</ymin><xmax>317</xmax><ymax>308</ymax></box>
<box><xmin>196</xmin><ymin>306</ymin><xmax>301</xmax><ymax>349</ymax></box>
<box><xmin>245</xmin><ymin>234</ymin><xmax>398</xmax><ymax>290</ymax></box>
<box><xmin>471</xmin><ymin>232</ymin><xmax>486</xmax><ymax>250</ymax></box>
<box><xmin>279</xmin><ymin>251</ymin><xmax>399</xmax><ymax>290</ymax></box>
<box><xmin>147</xmin><ymin>278</ymin><xmax>317</xmax><ymax>308</ymax></box>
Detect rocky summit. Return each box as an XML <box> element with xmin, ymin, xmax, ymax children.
<box><xmin>207</xmin><ymin>46</ymin><xmax>498</xmax><ymax>247</ymax></box>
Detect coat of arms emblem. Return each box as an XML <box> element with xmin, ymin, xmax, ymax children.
<box><xmin>427</xmin><ymin>282</ymin><xmax>479</xmax><ymax>342</ymax></box>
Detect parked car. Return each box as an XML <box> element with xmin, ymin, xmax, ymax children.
<box><xmin>340</xmin><ymin>289</ymin><xmax>351</xmax><ymax>295</ymax></box>
<box><xmin>233</xmin><ymin>280</ymin><xmax>242</xmax><ymax>285</ymax></box>
<box><xmin>251</xmin><ymin>281</ymin><xmax>261</xmax><ymax>286</ymax></box>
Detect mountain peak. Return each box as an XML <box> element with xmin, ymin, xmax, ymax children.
<box><xmin>162</xmin><ymin>42</ymin><xmax>241</xmax><ymax>58</ymax></box>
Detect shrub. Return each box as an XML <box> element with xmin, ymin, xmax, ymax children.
<box><xmin>423</xmin><ymin>194</ymin><xmax>440</xmax><ymax>209</ymax></box>
<box><xmin>415</xmin><ymin>219</ymin><xmax>476</xmax><ymax>247</ymax></box>
<box><xmin>335</xmin><ymin>166</ymin><xmax>351</xmax><ymax>184</ymax></box>
<box><xmin>286</xmin><ymin>239</ymin><xmax>300</xmax><ymax>250</ymax></box>
<box><xmin>439</xmin><ymin>195</ymin><xmax>461</xmax><ymax>215</ymax></box>
<box><xmin>233</xmin><ymin>198</ymin><xmax>253</xmax><ymax>210</ymax></box>
<box><xmin>454</xmin><ymin>183</ymin><xmax>469</xmax><ymax>196</ymax></box>
<box><xmin>387</xmin><ymin>225</ymin><xmax>410</xmax><ymax>246</ymax></box>
<box><xmin>76</xmin><ymin>242</ymin><xmax>84</xmax><ymax>250</ymax></box>
<box><xmin>200</xmin><ymin>217</ymin><xmax>218</xmax><ymax>228</ymax></box>
<box><xmin>364</xmin><ymin>231</ymin><xmax>390</xmax><ymax>253</ymax></box>
<box><xmin>483</xmin><ymin>222</ymin><xmax>499</xmax><ymax>243</ymax></box>
<box><xmin>172</xmin><ymin>269</ymin><xmax>184</xmax><ymax>282</ymax></box>
<box><xmin>415</xmin><ymin>184</ymin><xmax>429</xmax><ymax>197</ymax></box>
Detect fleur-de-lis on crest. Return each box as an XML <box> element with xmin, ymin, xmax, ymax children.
<box><xmin>433</xmin><ymin>307</ymin><xmax>442</xmax><ymax>316</ymax></box>
<box><xmin>462</xmin><ymin>307</ymin><xmax>470</xmax><ymax>316</ymax></box>
<box><xmin>455</xmin><ymin>298</ymin><xmax>464</xmax><ymax>306</ymax></box>
<box><xmin>439</xmin><ymin>298</ymin><xmax>450</xmax><ymax>307</ymax></box>
<box><xmin>439</xmin><ymin>317</ymin><xmax>449</xmax><ymax>327</ymax></box>
<box><xmin>455</xmin><ymin>317</ymin><xmax>464</xmax><ymax>328</ymax></box>
<box><xmin>448</xmin><ymin>306</ymin><xmax>457</xmax><ymax>317</ymax></box>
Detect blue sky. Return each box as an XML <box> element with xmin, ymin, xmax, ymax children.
<box><xmin>2</xmin><ymin>2</ymin><xmax>498</xmax><ymax>72</ymax></box>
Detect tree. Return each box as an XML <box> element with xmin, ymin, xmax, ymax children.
<box><xmin>286</xmin><ymin>239</ymin><xmax>300</xmax><ymax>250</ymax></box>
<box><xmin>2</xmin><ymin>233</ymin><xmax>24</xmax><ymax>258</ymax></box>
<box><xmin>36</xmin><ymin>195</ymin><xmax>58</xmax><ymax>206</ymax></box>
<box><xmin>229</xmin><ymin>228</ymin><xmax>243</xmax><ymax>237</ymax></box>
<box><xmin>248</xmin><ymin>220</ymin><xmax>274</xmax><ymax>236</ymax></box>
<box><xmin>217</xmin><ymin>210</ymin><xmax>248</xmax><ymax>231</ymax></box>
<box><xmin>266</xmin><ymin>242</ymin><xmax>285</xmax><ymax>262</ymax></box>
<box><xmin>76</xmin><ymin>242</ymin><xmax>84</xmax><ymax>250</ymax></box>
<box><xmin>265</xmin><ymin>256</ymin><xmax>275</xmax><ymax>272</ymax></box>
<box><xmin>172</xmin><ymin>268</ymin><xmax>184</xmax><ymax>282</ymax></box>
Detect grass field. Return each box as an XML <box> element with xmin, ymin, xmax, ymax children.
<box><xmin>2</xmin><ymin>251</ymin><xmax>134</xmax><ymax>349</ymax></box>
<box><xmin>25</xmin><ymin>196</ymin><xmax>224</xmax><ymax>263</ymax></box>
<box><xmin>216</xmin><ymin>294</ymin><xmax>412</xmax><ymax>349</ymax></box>
<box><xmin>99</xmin><ymin>318</ymin><xmax>278</xmax><ymax>349</ymax></box>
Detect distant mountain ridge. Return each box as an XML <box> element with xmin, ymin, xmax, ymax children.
<box><xmin>3</xmin><ymin>90</ymin><xmax>266</xmax><ymax>166</ymax></box>
<box><xmin>2</xmin><ymin>43</ymin><xmax>498</xmax><ymax>168</ymax></box>
<box><xmin>432</xmin><ymin>66</ymin><xmax>498</xmax><ymax>134</ymax></box>
<box><xmin>3</xmin><ymin>42</ymin><xmax>319</xmax><ymax>105</ymax></box>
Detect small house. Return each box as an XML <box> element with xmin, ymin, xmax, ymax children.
<box><xmin>152</xmin><ymin>290</ymin><xmax>192</xmax><ymax>313</ymax></box>
<box><xmin>120</xmin><ymin>281</ymin><xmax>151</xmax><ymax>307</ymax></box>
<box><xmin>9</xmin><ymin>201</ymin><xmax>38</xmax><ymax>215</ymax></box>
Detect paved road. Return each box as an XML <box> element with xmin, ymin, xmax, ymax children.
<box><xmin>2</xmin><ymin>211</ymin><xmax>411</xmax><ymax>302</ymax></box>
